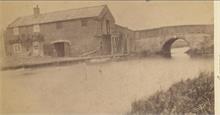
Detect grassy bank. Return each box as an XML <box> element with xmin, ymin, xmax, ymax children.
<box><xmin>129</xmin><ymin>72</ymin><xmax>214</xmax><ymax>115</ymax></box>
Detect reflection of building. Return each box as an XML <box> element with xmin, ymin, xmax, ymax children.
<box><xmin>4</xmin><ymin>5</ymin><xmax>135</xmax><ymax>57</ymax></box>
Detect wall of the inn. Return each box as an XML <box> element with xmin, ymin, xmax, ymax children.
<box><xmin>4</xmin><ymin>7</ymin><xmax>118</xmax><ymax>57</ymax></box>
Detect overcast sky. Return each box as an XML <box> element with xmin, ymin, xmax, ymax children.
<box><xmin>0</xmin><ymin>1</ymin><xmax>213</xmax><ymax>31</ymax></box>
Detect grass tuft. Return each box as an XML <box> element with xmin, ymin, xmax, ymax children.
<box><xmin>129</xmin><ymin>72</ymin><xmax>214</xmax><ymax>115</ymax></box>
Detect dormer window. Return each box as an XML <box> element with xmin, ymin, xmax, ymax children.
<box><xmin>13</xmin><ymin>27</ymin><xmax>19</xmax><ymax>35</ymax></box>
<box><xmin>33</xmin><ymin>24</ymin><xmax>40</xmax><ymax>32</ymax></box>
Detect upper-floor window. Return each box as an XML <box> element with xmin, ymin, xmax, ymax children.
<box><xmin>106</xmin><ymin>20</ymin><xmax>110</xmax><ymax>34</ymax></box>
<box><xmin>33</xmin><ymin>24</ymin><xmax>40</xmax><ymax>32</ymax></box>
<box><xmin>81</xmin><ymin>19</ymin><xmax>88</xmax><ymax>27</ymax></box>
<box><xmin>56</xmin><ymin>22</ymin><xmax>63</xmax><ymax>29</ymax></box>
<box><xmin>13</xmin><ymin>27</ymin><xmax>19</xmax><ymax>35</ymax></box>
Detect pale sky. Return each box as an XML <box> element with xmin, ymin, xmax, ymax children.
<box><xmin>0</xmin><ymin>1</ymin><xmax>213</xmax><ymax>31</ymax></box>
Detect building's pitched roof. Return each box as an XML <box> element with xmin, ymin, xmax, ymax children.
<box><xmin>8</xmin><ymin>5</ymin><xmax>107</xmax><ymax>28</ymax></box>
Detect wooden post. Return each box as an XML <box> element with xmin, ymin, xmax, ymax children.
<box><xmin>113</xmin><ymin>37</ymin><xmax>116</xmax><ymax>55</ymax></box>
<box><xmin>126</xmin><ymin>37</ymin><xmax>129</xmax><ymax>54</ymax></box>
<box><xmin>111</xmin><ymin>36</ymin><xmax>114</xmax><ymax>56</ymax></box>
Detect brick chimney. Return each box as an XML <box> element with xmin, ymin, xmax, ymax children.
<box><xmin>33</xmin><ymin>5</ymin><xmax>40</xmax><ymax>17</ymax></box>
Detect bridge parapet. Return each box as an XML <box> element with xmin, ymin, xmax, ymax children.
<box><xmin>134</xmin><ymin>25</ymin><xmax>213</xmax><ymax>57</ymax></box>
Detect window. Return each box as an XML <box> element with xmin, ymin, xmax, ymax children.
<box><xmin>13</xmin><ymin>27</ymin><xmax>19</xmax><ymax>35</ymax></box>
<box><xmin>106</xmin><ymin>20</ymin><xmax>110</xmax><ymax>34</ymax></box>
<box><xmin>81</xmin><ymin>19</ymin><xmax>88</xmax><ymax>27</ymax></box>
<box><xmin>13</xmin><ymin>43</ymin><xmax>22</xmax><ymax>53</ymax></box>
<box><xmin>56</xmin><ymin>22</ymin><xmax>63</xmax><ymax>29</ymax></box>
<box><xmin>33</xmin><ymin>25</ymin><xmax>40</xmax><ymax>32</ymax></box>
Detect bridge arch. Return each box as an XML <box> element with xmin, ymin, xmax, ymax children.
<box><xmin>160</xmin><ymin>37</ymin><xmax>190</xmax><ymax>58</ymax></box>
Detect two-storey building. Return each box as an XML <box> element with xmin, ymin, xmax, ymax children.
<box><xmin>4</xmin><ymin>5</ymin><xmax>134</xmax><ymax>57</ymax></box>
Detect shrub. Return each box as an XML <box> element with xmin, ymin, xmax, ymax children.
<box><xmin>129</xmin><ymin>72</ymin><xmax>214</xmax><ymax>115</ymax></box>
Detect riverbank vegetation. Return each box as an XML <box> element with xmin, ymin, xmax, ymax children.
<box><xmin>186</xmin><ymin>45</ymin><xmax>214</xmax><ymax>58</ymax></box>
<box><xmin>129</xmin><ymin>72</ymin><xmax>214</xmax><ymax>115</ymax></box>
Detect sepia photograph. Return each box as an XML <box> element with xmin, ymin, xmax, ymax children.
<box><xmin>0</xmin><ymin>1</ymin><xmax>215</xmax><ymax>114</ymax></box>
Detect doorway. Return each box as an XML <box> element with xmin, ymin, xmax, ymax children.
<box><xmin>52</xmin><ymin>41</ymin><xmax>70</xmax><ymax>57</ymax></box>
<box><xmin>54</xmin><ymin>42</ymin><xmax>65</xmax><ymax>57</ymax></box>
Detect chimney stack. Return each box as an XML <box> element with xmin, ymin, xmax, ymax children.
<box><xmin>33</xmin><ymin>5</ymin><xmax>40</xmax><ymax>17</ymax></box>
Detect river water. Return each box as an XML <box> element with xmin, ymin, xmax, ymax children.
<box><xmin>0</xmin><ymin>47</ymin><xmax>213</xmax><ymax>114</ymax></box>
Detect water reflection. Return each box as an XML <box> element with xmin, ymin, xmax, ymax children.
<box><xmin>171</xmin><ymin>47</ymin><xmax>190</xmax><ymax>59</ymax></box>
<box><xmin>1</xmin><ymin>46</ymin><xmax>213</xmax><ymax>113</ymax></box>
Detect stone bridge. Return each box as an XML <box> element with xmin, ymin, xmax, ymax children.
<box><xmin>134</xmin><ymin>25</ymin><xmax>214</xmax><ymax>57</ymax></box>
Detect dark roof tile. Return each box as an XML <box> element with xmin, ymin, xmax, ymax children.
<box><xmin>8</xmin><ymin>5</ymin><xmax>106</xmax><ymax>28</ymax></box>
